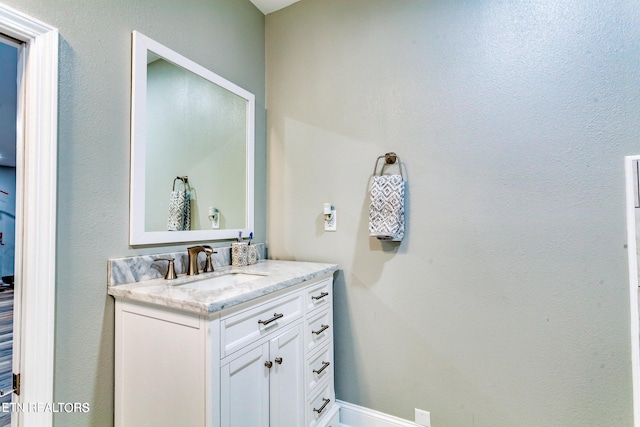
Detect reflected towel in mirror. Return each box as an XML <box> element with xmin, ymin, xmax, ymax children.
<box><xmin>167</xmin><ymin>188</ymin><xmax>191</xmax><ymax>231</ymax></box>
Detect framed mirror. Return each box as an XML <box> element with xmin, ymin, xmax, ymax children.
<box><xmin>130</xmin><ymin>31</ymin><xmax>255</xmax><ymax>245</ymax></box>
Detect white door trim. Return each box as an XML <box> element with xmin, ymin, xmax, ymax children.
<box><xmin>625</xmin><ymin>155</ymin><xmax>640</xmax><ymax>427</ymax></box>
<box><xmin>0</xmin><ymin>3</ymin><xmax>57</xmax><ymax>426</ymax></box>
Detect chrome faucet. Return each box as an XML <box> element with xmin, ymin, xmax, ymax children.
<box><xmin>187</xmin><ymin>246</ymin><xmax>206</xmax><ymax>275</ymax></box>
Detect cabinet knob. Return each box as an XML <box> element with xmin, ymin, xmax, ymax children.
<box><xmin>274</xmin><ymin>357</ymin><xmax>283</xmax><ymax>365</ymax></box>
<box><xmin>264</xmin><ymin>361</ymin><xmax>273</xmax><ymax>369</ymax></box>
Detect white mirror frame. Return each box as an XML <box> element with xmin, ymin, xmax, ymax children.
<box><xmin>130</xmin><ymin>31</ymin><xmax>255</xmax><ymax>245</ymax></box>
<box><xmin>625</xmin><ymin>155</ymin><xmax>640</xmax><ymax>426</ymax></box>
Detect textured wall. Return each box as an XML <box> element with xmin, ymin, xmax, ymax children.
<box><xmin>0</xmin><ymin>167</ymin><xmax>15</xmax><ymax>279</ymax></box>
<box><xmin>0</xmin><ymin>42</ymin><xmax>17</xmax><ymax>280</ymax></box>
<box><xmin>0</xmin><ymin>42</ymin><xmax>17</xmax><ymax>167</ymax></box>
<box><xmin>1</xmin><ymin>0</ymin><xmax>264</xmax><ymax>425</ymax></box>
<box><xmin>266</xmin><ymin>0</ymin><xmax>640</xmax><ymax>425</ymax></box>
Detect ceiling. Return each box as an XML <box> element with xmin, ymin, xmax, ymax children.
<box><xmin>249</xmin><ymin>0</ymin><xmax>300</xmax><ymax>15</ymax></box>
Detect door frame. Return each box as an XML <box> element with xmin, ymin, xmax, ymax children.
<box><xmin>0</xmin><ymin>3</ymin><xmax>57</xmax><ymax>426</ymax></box>
<box><xmin>625</xmin><ymin>155</ymin><xmax>640</xmax><ymax>427</ymax></box>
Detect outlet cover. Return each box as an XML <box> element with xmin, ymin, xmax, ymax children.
<box><xmin>209</xmin><ymin>207</ymin><xmax>219</xmax><ymax>229</ymax></box>
<box><xmin>324</xmin><ymin>210</ymin><xmax>337</xmax><ymax>231</ymax></box>
<box><xmin>415</xmin><ymin>408</ymin><xmax>431</xmax><ymax>427</ymax></box>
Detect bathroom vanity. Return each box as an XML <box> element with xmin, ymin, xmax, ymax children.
<box><xmin>118</xmin><ymin>31</ymin><xmax>339</xmax><ymax>426</ymax></box>
<box><xmin>109</xmin><ymin>260</ymin><xmax>339</xmax><ymax>427</ymax></box>
<box><xmin>120</xmin><ymin>31</ymin><xmax>338</xmax><ymax>427</ymax></box>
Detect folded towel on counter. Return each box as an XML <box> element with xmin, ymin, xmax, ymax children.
<box><xmin>167</xmin><ymin>189</ymin><xmax>191</xmax><ymax>231</ymax></box>
<box><xmin>369</xmin><ymin>174</ymin><xmax>404</xmax><ymax>241</ymax></box>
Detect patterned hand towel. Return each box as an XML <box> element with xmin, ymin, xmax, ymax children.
<box><xmin>167</xmin><ymin>177</ymin><xmax>192</xmax><ymax>231</ymax></box>
<box><xmin>167</xmin><ymin>189</ymin><xmax>187</xmax><ymax>231</ymax></box>
<box><xmin>183</xmin><ymin>190</ymin><xmax>191</xmax><ymax>231</ymax></box>
<box><xmin>369</xmin><ymin>174</ymin><xmax>405</xmax><ymax>241</ymax></box>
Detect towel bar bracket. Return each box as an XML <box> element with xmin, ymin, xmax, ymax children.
<box><xmin>172</xmin><ymin>176</ymin><xmax>189</xmax><ymax>191</ymax></box>
<box><xmin>373</xmin><ymin>152</ymin><xmax>404</xmax><ymax>179</ymax></box>
<box><xmin>384</xmin><ymin>152</ymin><xmax>397</xmax><ymax>165</ymax></box>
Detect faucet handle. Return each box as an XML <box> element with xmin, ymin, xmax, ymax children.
<box><xmin>156</xmin><ymin>258</ymin><xmax>177</xmax><ymax>280</ymax></box>
<box><xmin>202</xmin><ymin>246</ymin><xmax>217</xmax><ymax>273</ymax></box>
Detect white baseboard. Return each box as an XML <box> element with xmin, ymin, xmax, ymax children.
<box><xmin>337</xmin><ymin>400</ymin><xmax>420</xmax><ymax>427</ymax></box>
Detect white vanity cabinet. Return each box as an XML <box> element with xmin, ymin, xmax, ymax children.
<box><xmin>221</xmin><ymin>324</ymin><xmax>305</xmax><ymax>426</ymax></box>
<box><xmin>304</xmin><ymin>278</ymin><xmax>337</xmax><ymax>427</ymax></box>
<box><xmin>113</xmin><ymin>272</ymin><xmax>338</xmax><ymax>427</ymax></box>
<box><xmin>114</xmin><ymin>302</ymin><xmax>210</xmax><ymax>427</ymax></box>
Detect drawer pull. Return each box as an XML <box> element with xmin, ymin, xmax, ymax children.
<box><xmin>311</xmin><ymin>292</ymin><xmax>329</xmax><ymax>301</ymax></box>
<box><xmin>313</xmin><ymin>361</ymin><xmax>330</xmax><ymax>375</ymax></box>
<box><xmin>258</xmin><ymin>312</ymin><xmax>284</xmax><ymax>326</ymax></box>
<box><xmin>312</xmin><ymin>324</ymin><xmax>329</xmax><ymax>335</ymax></box>
<box><xmin>313</xmin><ymin>398</ymin><xmax>331</xmax><ymax>414</ymax></box>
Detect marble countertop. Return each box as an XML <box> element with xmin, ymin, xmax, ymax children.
<box><xmin>107</xmin><ymin>260</ymin><xmax>338</xmax><ymax>315</ymax></box>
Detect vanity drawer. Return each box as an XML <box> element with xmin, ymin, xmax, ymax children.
<box><xmin>307</xmin><ymin>381</ymin><xmax>335</xmax><ymax>427</ymax></box>
<box><xmin>221</xmin><ymin>292</ymin><xmax>303</xmax><ymax>357</ymax></box>
<box><xmin>323</xmin><ymin>409</ymin><xmax>340</xmax><ymax>427</ymax></box>
<box><xmin>305</xmin><ymin>309</ymin><xmax>332</xmax><ymax>355</ymax></box>
<box><xmin>305</xmin><ymin>278</ymin><xmax>332</xmax><ymax>314</ymax></box>
<box><xmin>307</xmin><ymin>344</ymin><xmax>334</xmax><ymax>394</ymax></box>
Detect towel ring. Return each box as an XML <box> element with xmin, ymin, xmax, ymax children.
<box><xmin>172</xmin><ymin>176</ymin><xmax>189</xmax><ymax>191</ymax></box>
<box><xmin>372</xmin><ymin>152</ymin><xmax>404</xmax><ymax>179</ymax></box>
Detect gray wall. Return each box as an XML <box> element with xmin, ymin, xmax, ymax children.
<box><xmin>266</xmin><ymin>1</ymin><xmax>639</xmax><ymax>426</ymax></box>
<box><xmin>0</xmin><ymin>41</ymin><xmax>17</xmax><ymax>167</ymax></box>
<box><xmin>1</xmin><ymin>0</ymin><xmax>265</xmax><ymax>425</ymax></box>
<box><xmin>0</xmin><ymin>166</ymin><xmax>15</xmax><ymax>279</ymax></box>
<box><xmin>0</xmin><ymin>41</ymin><xmax>17</xmax><ymax>280</ymax></box>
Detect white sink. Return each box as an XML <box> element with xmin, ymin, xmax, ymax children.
<box><xmin>177</xmin><ymin>272</ymin><xmax>264</xmax><ymax>291</ymax></box>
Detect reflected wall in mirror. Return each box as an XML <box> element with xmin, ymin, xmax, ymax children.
<box><xmin>130</xmin><ymin>31</ymin><xmax>255</xmax><ymax>245</ymax></box>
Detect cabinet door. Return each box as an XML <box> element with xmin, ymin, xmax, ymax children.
<box><xmin>221</xmin><ymin>343</ymin><xmax>270</xmax><ymax>427</ymax></box>
<box><xmin>270</xmin><ymin>324</ymin><xmax>305</xmax><ymax>427</ymax></box>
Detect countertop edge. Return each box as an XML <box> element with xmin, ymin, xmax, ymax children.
<box><xmin>108</xmin><ymin>260</ymin><xmax>338</xmax><ymax>316</ymax></box>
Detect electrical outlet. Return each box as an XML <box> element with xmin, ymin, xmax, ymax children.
<box><xmin>415</xmin><ymin>408</ymin><xmax>431</xmax><ymax>427</ymax></box>
<box><xmin>208</xmin><ymin>206</ymin><xmax>219</xmax><ymax>229</ymax></box>
<box><xmin>324</xmin><ymin>209</ymin><xmax>337</xmax><ymax>231</ymax></box>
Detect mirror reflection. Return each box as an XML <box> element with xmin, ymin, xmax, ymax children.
<box><xmin>145</xmin><ymin>54</ymin><xmax>247</xmax><ymax>231</ymax></box>
<box><xmin>130</xmin><ymin>32</ymin><xmax>255</xmax><ymax>245</ymax></box>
